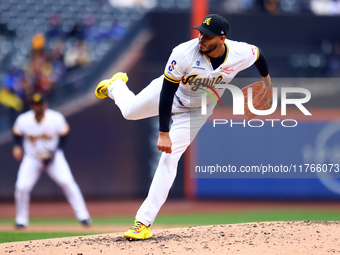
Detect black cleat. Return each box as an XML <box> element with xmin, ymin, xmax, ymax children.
<box><xmin>15</xmin><ymin>223</ymin><xmax>26</xmax><ymax>230</ymax></box>
<box><xmin>80</xmin><ymin>219</ymin><xmax>92</xmax><ymax>227</ymax></box>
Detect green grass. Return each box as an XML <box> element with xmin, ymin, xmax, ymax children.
<box><xmin>1</xmin><ymin>209</ymin><xmax>338</xmax><ymax>226</ymax></box>
<box><xmin>0</xmin><ymin>209</ymin><xmax>339</xmax><ymax>244</ymax></box>
<box><xmin>0</xmin><ymin>232</ymin><xmax>90</xmax><ymax>243</ymax></box>
<box><xmin>155</xmin><ymin>210</ymin><xmax>340</xmax><ymax>225</ymax></box>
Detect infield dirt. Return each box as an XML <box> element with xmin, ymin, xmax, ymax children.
<box><xmin>1</xmin><ymin>200</ymin><xmax>340</xmax><ymax>254</ymax></box>
<box><xmin>1</xmin><ymin>221</ymin><xmax>340</xmax><ymax>254</ymax></box>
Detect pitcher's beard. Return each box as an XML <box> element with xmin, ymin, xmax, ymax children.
<box><xmin>199</xmin><ymin>43</ymin><xmax>218</xmax><ymax>55</ymax></box>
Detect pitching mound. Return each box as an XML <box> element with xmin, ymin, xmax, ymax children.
<box><xmin>1</xmin><ymin>221</ymin><xmax>339</xmax><ymax>254</ymax></box>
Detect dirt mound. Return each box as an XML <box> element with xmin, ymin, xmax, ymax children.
<box><xmin>1</xmin><ymin>221</ymin><xmax>340</xmax><ymax>255</ymax></box>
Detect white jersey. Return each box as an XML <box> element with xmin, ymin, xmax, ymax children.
<box><xmin>107</xmin><ymin>34</ymin><xmax>266</xmax><ymax>227</ymax></box>
<box><xmin>13</xmin><ymin>109</ymin><xmax>69</xmax><ymax>158</ymax></box>
<box><xmin>164</xmin><ymin>38</ymin><xmax>259</xmax><ymax>108</ymax></box>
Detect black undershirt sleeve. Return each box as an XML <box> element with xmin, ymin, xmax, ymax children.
<box><xmin>159</xmin><ymin>78</ymin><xmax>180</xmax><ymax>132</ymax></box>
<box><xmin>58</xmin><ymin>133</ymin><xmax>69</xmax><ymax>148</ymax></box>
<box><xmin>13</xmin><ymin>133</ymin><xmax>23</xmax><ymax>147</ymax></box>
<box><xmin>254</xmin><ymin>48</ymin><xmax>269</xmax><ymax>77</ymax></box>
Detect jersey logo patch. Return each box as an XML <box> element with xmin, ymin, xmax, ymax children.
<box><xmin>196</xmin><ymin>61</ymin><xmax>200</xmax><ymax>66</ymax></box>
<box><xmin>251</xmin><ymin>46</ymin><xmax>256</xmax><ymax>56</ymax></box>
<box><xmin>203</xmin><ymin>18</ymin><xmax>211</xmax><ymax>25</ymax></box>
<box><xmin>221</xmin><ymin>67</ymin><xmax>234</xmax><ymax>75</ymax></box>
<box><xmin>168</xmin><ymin>60</ymin><xmax>176</xmax><ymax>72</ymax></box>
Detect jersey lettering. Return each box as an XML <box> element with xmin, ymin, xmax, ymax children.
<box><xmin>182</xmin><ymin>75</ymin><xmax>226</xmax><ymax>91</ymax></box>
<box><xmin>28</xmin><ymin>134</ymin><xmax>53</xmax><ymax>144</ymax></box>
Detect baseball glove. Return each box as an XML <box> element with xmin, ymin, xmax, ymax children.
<box><xmin>37</xmin><ymin>150</ymin><xmax>55</xmax><ymax>165</ymax></box>
<box><xmin>241</xmin><ymin>81</ymin><xmax>273</xmax><ymax>120</ymax></box>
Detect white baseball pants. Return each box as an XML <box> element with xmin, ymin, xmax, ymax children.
<box><xmin>109</xmin><ymin>75</ymin><xmax>214</xmax><ymax>226</ymax></box>
<box><xmin>15</xmin><ymin>150</ymin><xmax>90</xmax><ymax>226</ymax></box>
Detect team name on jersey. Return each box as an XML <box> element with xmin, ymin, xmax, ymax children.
<box><xmin>182</xmin><ymin>75</ymin><xmax>226</xmax><ymax>91</ymax></box>
<box><xmin>28</xmin><ymin>134</ymin><xmax>52</xmax><ymax>144</ymax></box>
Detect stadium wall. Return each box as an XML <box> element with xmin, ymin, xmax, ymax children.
<box><xmin>1</xmin><ymin>11</ymin><xmax>340</xmax><ymax>200</ymax></box>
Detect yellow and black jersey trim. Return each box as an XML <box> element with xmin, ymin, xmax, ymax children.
<box><xmin>205</xmin><ymin>42</ymin><xmax>229</xmax><ymax>65</ymax></box>
<box><xmin>254</xmin><ymin>45</ymin><xmax>260</xmax><ymax>61</ymax></box>
<box><xmin>60</xmin><ymin>127</ymin><xmax>70</xmax><ymax>137</ymax></box>
<box><xmin>13</xmin><ymin>129</ymin><xmax>22</xmax><ymax>137</ymax></box>
<box><xmin>224</xmin><ymin>42</ymin><xmax>229</xmax><ymax>64</ymax></box>
<box><xmin>164</xmin><ymin>73</ymin><xmax>181</xmax><ymax>84</ymax></box>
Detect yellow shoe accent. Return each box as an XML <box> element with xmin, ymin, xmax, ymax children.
<box><xmin>95</xmin><ymin>72</ymin><xmax>128</xmax><ymax>99</ymax></box>
<box><xmin>123</xmin><ymin>219</ymin><xmax>153</xmax><ymax>240</ymax></box>
<box><xmin>95</xmin><ymin>79</ymin><xmax>110</xmax><ymax>99</ymax></box>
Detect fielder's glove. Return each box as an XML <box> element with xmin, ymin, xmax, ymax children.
<box><xmin>37</xmin><ymin>150</ymin><xmax>55</xmax><ymax>165</ymax></box>
<box><xmin>241</xmin><ymin>81</ymin><xmax>273</xmax><ymax>120</ymax></box>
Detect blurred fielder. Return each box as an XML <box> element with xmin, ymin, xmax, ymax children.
<box><xmin>95</xmin><ymin>14</ymin><xmax>272</xmax><ymax>240</ymax></box>
<box><xmin>12</xmin><ymin>92</ymin><xmax>91</xmax><ymax>229</ymax></box>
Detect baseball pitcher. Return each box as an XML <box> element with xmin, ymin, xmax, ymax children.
<box><xmin>95</xmin><ymin>14</ymin><xmax>272</xmax><ymax>240</ymax></box>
